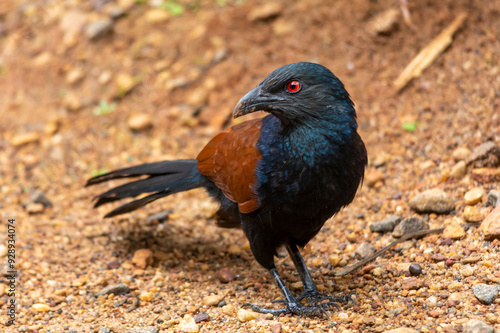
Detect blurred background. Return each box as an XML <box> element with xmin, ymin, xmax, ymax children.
<box><xmin>0</xmin><ymin>0</ymin><xmax>499</xmax><ymax>331</ymax></box>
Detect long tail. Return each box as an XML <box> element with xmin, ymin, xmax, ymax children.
<box><xmin>86</xmin><ymin>159</ymin><xmax>207</xmax><ymax>218</ymax></box>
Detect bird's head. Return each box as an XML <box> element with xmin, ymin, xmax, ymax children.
<box><xmin>234</xmin><ymin>62</ymin><xmax>356</xmax><ymax>127</ymax></box>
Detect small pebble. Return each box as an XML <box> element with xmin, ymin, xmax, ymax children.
<box><xmin>450</xmin><ymin>160</ymin><xmax>467</xmax><ymax>178</ymax></box>
<box><xmin>32</xmin><ymin>303</ymin><xmax>50</xmax><ymax>312</ymax></box>
<box><xmin>145</xmin><ymin>9</ymin><xmax>170</xmax><ymax>23</ymax></box>
<box><xmin>11</xmin><ymin>132</ymin><xmax>40</xmax><ymax>146</ymax></box>
<box><xmin>193</xmin><ymin>312</ymin><xmax>209</xmax><ymax>323</ymax></box>
<box><xmin>408</xmin><ymin>188</ymin><xmax>455</xmax><ymax>214</ymax></box>
<box><xmin>443</xmin><ymin>223</ymin><xmax>466</xmax><ymax>239</ymax></box>
<box><xmin>248</xmin><ymin>3</ymin><xmax>283</xmax><ymax>21</ymax></box>
<box><xmin>132</xmin><ymin>249</ymin><xmax>154</xmax><ymax>269</ymax></box>
<box><xmin>176</xmin><ymin>315</ymin><xmax>199</xmax><ymax>333</ymax></box>
<box><xmin>464</xmin><ymin>187</ymin><xmax>485</xmax><ymax>205</ymax></box>
<box><xmin>452</xmin><ymin>147</ymin><xmax>471</xmax><ymax>161</ymax></box>
<box><xmin>107</xmin><ymin>260</ymin><xmax>120</xmax><ymax>269</ymax></box>
<box><xmin>382</xmin><ymin>327</ymin><xmax>418</xmax><ymax>333</ymax></box>
<box><xmin>128</xmin><ymin>113</ymin><xmax>153</xmax><ymax>131</ymax></box>
<box><xmin>392</xmin><ymin>217</ymin><xmax>429</xmax><ymax>238</ymax></box>
<box><xmin>409</xmin><ymin>263</ymin><xmax>422</xmax><ymax>276</ymax></box>
<box><xmin>216</xmin><ymin>268</ymin><xmax>236</xmax><ymax>283</ymax></box>
<box><xmin>237</xmin><ymin>308</ymin><xmax>258</xmax><ymax>322</ymax></box>
<box><xmin>463</xmin><ymin>206</ymin><xmax>488</xmax><ymax>222</ymax></box>
<box><xmin>96</xmin><ymin>283</ymin><xmax>129</xmax><ymax>296</ymax></box>
<box><xmin>26</xmin><ymin>203</ymin><xmax>45</xmax><ymax>214</ymax></box>
<box><xmin>30</xmin><ymin>189</ymin><xmax>53</xmax><ymax>207</ymax></box>
<box><xmin>124</xmin><ymin>327</ymin><xmax>159</xmax><ymax>333</ymax></box>
<box><xmin>369</xmin><ymin>215</ymin><xmax>401</xmax><ymax>233</ymax></box>
<box><xmin>487</xmin><ymin>190</ymin><xmax>500</xmax><ymax>207</ymax></box>
<box><xmin>98</xmin><ymin>328</ymin><xmax>110</xmax><ymax>333</ymax></box>
<box><xmin>202</xmin><ymin>292</ymin><xmax>227</xmax><ymax>306</ymax></box>
<box><xmin>481</xmin><ymin>205</ymin><xmax>500</xmax><ymax>240</ymax></box>
<box><xmin>471</xmin><ymin>284</ymin><xmax>500</xmax><ymax>304</ymax></box>
<box><xmin>431</xmin><ymin>253</ymin><xmax>446</xmax><ymax>262</ymax></box>
<box><xmin>354</xmin><ymin>243</ymin><xmax>377</xmax><ymax>259</ymax></box>
<box><xmin>401</xmin><ymin>277</ymin><xmax>423</xmax><ymax>290</ymax></box>
<box><xmin>465</xmin><ymin>141</ymin><xmax>500</xmax><ymax>166</ymax></box>
<box><xmin>272</xmin><ymin>323</ymin><xmax>282</xmax><ymax>333</ymax></box>
<box><xmin>139</xmin><ymin>291</ymin><xmax>153</xmax><ymax>302</ymax></box>
<box><xmin>462</xmin><ymin>319</ymin><xmax>494</xmax><ymax>333</ymax></box>
<box><xmin>86</xmin><ymin>20</ymin><xmax>113</xmax><ymax>40</ymax></box>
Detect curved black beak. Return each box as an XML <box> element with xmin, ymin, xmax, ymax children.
<box><xmin>233</xmin><ymin>86</ymin><xmax>284</xmax><ymax>119</ymax></box>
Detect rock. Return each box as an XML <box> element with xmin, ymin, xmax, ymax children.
<box><xmin>392</xmin><ymin>217</ymin><xmax>429</xmax><ymax>238</ymax></box>
<box><xmin>480</xmin><ymin>205</ymin><xmax>500</xmax><ymax>240</ymax></box>
<box><xmin>147</xmin><ymin>210</ymin><xmax>170</xmax><ymax>223</ymax></box>
<box><xmin>128</xmin><ymin>113</ymin><xmax>153</xmax><ymax>131</ymax></box>
<box><xmin>465</xmin><ymin>141</ymin><xmax>500</xmax><ymax>167</ymax></box>
<box><xmin>145</xmin><ymin>9</ymin><xmax>170</xmax><ymax>23</ymax></box>
<box><xmin>487</xmin><ymin>190</ymin><xmax>500</xmax><ymax>207</ymax></box>
<box><xmin>329</xmin><ymin>254</ymin><xmax>340</xmax><ymax>267</ymax></box>
<box><xmin>450</xmin><ymin>160</ymin><xmax>467</xmax><ymax>179</ymax></box>
<box><xmin>401</xmin><ymin>277</ymin><xmax>423</xmax><ymax>290</ymax></box>
<box><xmin>365</xmin><ymin>167</ymin><xmax>385</xmax><ymax>187</ymax></box>
<box><xmin>370</xmin><ymin>215</ymin><xmax>401</xmax><ymax>233</ymax></box>
<box><xmin>30</xmin><ymin>189</ymin><xmax>53</xmax><ymax>207</ymax></box>
<box><xmin>448</xmin><ymin>292</ymin><xmax>464</xmax><ymax>303</ymax></box>
<box><xmin>109</xmin><ymin>6</ymin><xmax>126</xmax><ymax>20</ymax></box>
<box><xmin>63</xmin><ymin>91</ymin><xmax>83</xmax><ymax>111</ymax></box>
<box><xmin>431</xmin><ymin>253</ymin><xmax>446</xmax><ymax>262</ymax></box>
<box><xmin>96</xmin><ymin>283</ymin><xmax>129</xmax><ymax>296</ymax></box>
<box><xmin>26</xmin><ymin>203</ymin><xmax>45</xmax><ymax>214</ymax></box>
<box><xmin>471</xmin><ymin>168</ymin><xmax>500</xmax><ymax>183</ymax></box>
<box><xmin>354</xmin><ymin>243</ymin><xmax>377</xmax><ymax>259</ymax></box>
<box><xmin>462</xmin><ymin>256</ymin><xmax>481</xmax><ymax>264</ymax></box>
<box><xmin>139</xmin><ymin>291</ymin><xmax>153</xmax><ymax>302</ymax></box>
<box><xmin>442</xmin><ymin>222</ymin><xmax>466</xmax><ymax>239</ymax></box>
<box><xmin>107</xmin><ymin>260</ymin><xmax>120</xmax><ymax>269</ymax></box>
<box><xmin>116</xmin><ymin>73</ymin><xmax>136</xmax><ymax>95</ymax></box>
<box><xmin>462</xmin><ymin>319</ymin><xmax>494</xmax><ymax>333</ymax></box>
<box><xmin>382</xmin><ymin>328</ymin><xmax>418</xmax><ymax>333</ymax></box>
<box><xmin>99</xmin><ymin>328</ymin><xmax>110</xmax><ymax>333</ymax></box>
<box><xmin>452</xmin><ymin>147</ymin><xmax>471</xmax><ymax>161</ymax></box>
<box><xmin>11</xmin><ymin>132</ymin><xmax>40</xmax><ymax>146</ymax></box>
<box><xmin>0</xmin><ymin>245</ymin><xmax>7</xmax><ymax>257</ymax></box>
<box><xmin>216</xmin><ymin>268</ymin><xmax>236</xmax><ymax>283</ymax></box>
<box><xmin>464</xmin><ymin>187</ymin><xmax>486</xmax><ymax>205</ymax></box>
<box><xmin>124</xmin><ymin>327</ymin><xmax>158</xmax><ymax>333</ymax></box>
<box><xmin>272</xmin><ymin>323</ymin><xmax>282</xmax><ymax>333</ymax></box>
<box><xmin>193</xmin><ymin>312</ymin><xmax>209</xmax><ymax>323</ymax></box>
<box><xmin>366</xmin><ymin>8</ymin><xmax>399</xmax><ymax>35</ymax></box>
<box><xmin>202</xmin><ymin>292</ymin><xmax>227</xmax><ymax>306</ymax></box>
<box><xmin>66</xmin><ymin>67</ymin><xmax>85</xmax><ymax>84</ymax></box>
<box><xmin>409</xmin><ymin>264</ymin><xmax>422</xmax><ymax>276</ymax></box>
<box><xmin>177</xmin><ymin>315</ymin><xmax>199</xmax><ymax>333</ymax></box>
<box><xmin>32</xmin><ymin>304</ymin><xmax>51</xmax><ymax>312</ymax></box>
<box><xmin>464</xmin><ymin>206</ymin><xmax>488</xmax><ymax>222</ymax></box>
<box><xmin>408</xmin><ymin>188</ymin><xmax>455</xmax><ymax>214</ymax></box>
<box><xmin>471</xmin><ymin>284</ymin><xmax>500</xmax><ymax>304</ymax></box>
<box><xmin>132</xmin><ymin>249</ymin><xmax>154</xmax><ymax>269</ymax></box>
<box><xmin>227</xmin><ymin>244</ymin><xmax>242</xmax><ymax>255</ymax></box>
<box><xmin>237</xmin><ymin>308</ymin><xmax>258</xmax><ymax>322</ymax></box>
<box><xmin>85</xmin><ymin>19</ymin><xmax>113</xmax><ymax>40</ymax></box>
<box><xmin>248</xmin><ymin>3</ymin><xmax>283</xmax><ymax>22</ymax></box>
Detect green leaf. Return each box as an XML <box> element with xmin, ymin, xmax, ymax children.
<box><xmin>161</xmin><ymin>0</ymin><xmax>184</xmax><ymax>16</ymax></box>
<box><xmin>93</xmin><ymin>99</ymin><xmax>116</xmax><ymax>116</ymax></box>
<box><xmin>91</xmin><ymin>169</ymin><xmax>108</xmax><ymax>177</ymax></box>
<box><xmin>403</xmin><ymin>121</ymin><xmax>417</xmax><ymax>132</ymax></box>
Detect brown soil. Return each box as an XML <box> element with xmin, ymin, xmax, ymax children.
<box><xmin>1</xmin><ymin>0</ymin><xmax>499</xmax><ymax>332</ymax></box>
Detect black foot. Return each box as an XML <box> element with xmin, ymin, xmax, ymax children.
<box><xmin>242</xmin><ymin>302</ymin><xmax>328</xmax><ymax>318</ymax></box>
<box><xmin>296</xmin><ymin>290</ymin><xmax>355</xmax><ymax>309</ymax></box>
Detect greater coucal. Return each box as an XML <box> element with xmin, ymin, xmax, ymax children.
<box><xmin>86</xmin><ymin>62</ymin><xmax>367</xmax><ymax>317</ymax></box>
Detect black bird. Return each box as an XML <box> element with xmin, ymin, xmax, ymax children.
<box><xmin>86</xmin><ymin>62</ymin><xmax>367</xmax><ymax>316</ymax></box>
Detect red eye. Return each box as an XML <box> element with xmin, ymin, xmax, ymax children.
<box><xmin>286</xmin><ymin>80</ymin><xmax>301</xmax><ymax>93</ymax></box>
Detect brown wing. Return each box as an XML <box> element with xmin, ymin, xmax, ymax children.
<box><xmin>197</xmin><ymin>118</ymin><xmax>263</xmax><ymax>214</ymax></box>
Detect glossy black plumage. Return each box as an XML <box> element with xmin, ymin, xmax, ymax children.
<box><xmin>86</xmin><ymin>62</ymin><xmax>367</xmax><ymax>317</ymax></box>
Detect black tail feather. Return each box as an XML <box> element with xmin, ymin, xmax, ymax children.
<box><xmin>85</xmin><ymin>160</ymin><xmax>198</xmax><ymax>186</ymax></box>
<box><xmin>87</xmin><ymin>159</ymin><xmax>207</xmax><ymax>217</ymax></box>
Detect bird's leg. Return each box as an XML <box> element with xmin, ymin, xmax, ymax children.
<box><xmin>286</xmin><ymin>244</ymin><xmax>353</xmax><ymax>308</ymax></box>
<box><xmin>242</xmin><ymin>268</ymin><xmax>327</xmax><ymax>317</ymax></box>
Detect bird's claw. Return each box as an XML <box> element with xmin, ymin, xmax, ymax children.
<box><xmin>242</xmin><ymin>302</ymin><xmax>328</xmax><ymax>318</ymax></box>
<box><xmin>296</xmin><ymin>291</ymin><xmax>355</xmax><ymax>309</ymax></box>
